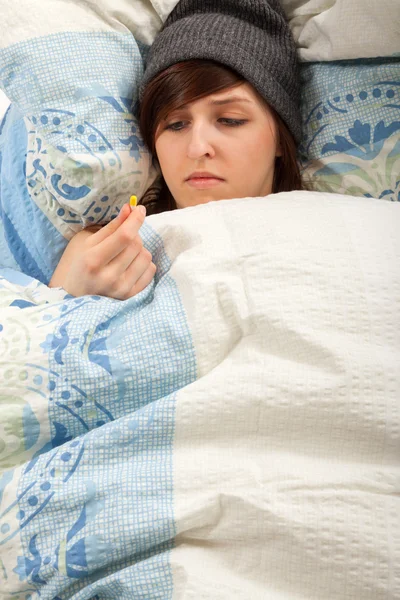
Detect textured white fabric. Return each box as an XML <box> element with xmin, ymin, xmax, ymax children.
<box><xmin>148</xmin><ymin>191</ymin><xmax>400</xmax><ymax>599</ymax></box>
<box><xmin>0</xmin><ymin>190</ymin><xmax>398</xmax><ymax>597</ymax></box>
<box><xmin>1</xmin><ymin>0</ymin><xmax>397</xmax><ymax>60</ymax></box>
<box><xmin>149</xmin><ymin>0</ymin><xmax>180</xmax><ymax>22</ymax></box>
<box><xmin>0</xmin><ymin>90</ymin><xmax>10</xmax><ymax>120</ymax></box>
<box><xmin>0</xmin><ymin>0</ymin><xmax>164</xmax><ymax>46</ymax></box>
<box><xmin>281</xmin><ymin>0</ymin><xmax>400</xmax><ymax>61</ymax></box>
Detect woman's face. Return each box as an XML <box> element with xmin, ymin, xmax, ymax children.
<box><xmin>154</xmin><ymin>83</ymin><xmax>281</xmax><ymax>209</ymax></box>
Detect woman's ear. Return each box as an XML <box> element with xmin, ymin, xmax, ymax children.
<box><xmin>275</xmin><ymin>141</ymin><xmax>283</xmax><ymax>158</ymax></box>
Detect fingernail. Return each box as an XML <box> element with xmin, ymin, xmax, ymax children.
<box><xmin>138</xmin><ymin>205</ymin><xmax>146</xmax><ymax>216</ymax></box>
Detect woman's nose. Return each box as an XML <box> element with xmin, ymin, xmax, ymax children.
<box><xmin>186</xmin><ymin>124</ymin><xmax>216</xmax><ymax>160</ymax></box>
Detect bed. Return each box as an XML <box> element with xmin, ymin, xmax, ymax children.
<box><xmin>0</xmin><ymin>1</ymin><xmax>399</xmax><ymax>598</ymax></box>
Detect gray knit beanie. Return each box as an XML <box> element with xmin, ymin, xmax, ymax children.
<box><xmin>139</xmin><ymin>0</ymin><xmax>301</xmax><ymax>143</ymax></box>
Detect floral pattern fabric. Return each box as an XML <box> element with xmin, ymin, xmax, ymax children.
<box><xmin>300</xmin><ymin>58</ymin><xmax>400</xmax><ymax>201</ymax></box>
<box><xmin>0</xmin><ymin>31</ymin><xmax>155</xmax><ymax>283</ymax></box>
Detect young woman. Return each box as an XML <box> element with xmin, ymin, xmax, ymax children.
<box><xmin>49</xmin><ymin>0</ymin><xmax>304</xmax><ymax>300</ymax></box>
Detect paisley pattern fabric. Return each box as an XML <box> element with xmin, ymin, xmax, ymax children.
<box><xmin>300</xmin><ymin>58</ymin><xmax>400</xmax><ymax>201</ymax></box>
<box><xmin>0</xmin><ymin>29</ymin><xmax>156</xmax><ymax>283</ymax></box>
<box><xmin>0</xmin><ymin>215</ymin><xmax>192</xmax><ymax>598</ymax></box>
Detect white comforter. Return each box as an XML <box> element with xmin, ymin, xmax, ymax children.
<box><xmin>0</xmin><ymin>191</ymin><xmax>399</xmax><ymax>599</ymax></box>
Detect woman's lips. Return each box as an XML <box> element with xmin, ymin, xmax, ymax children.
<box><xmin>186</xmin><ymin>177</ymin><xmax>224</xmax><ymax>189</ymax></box>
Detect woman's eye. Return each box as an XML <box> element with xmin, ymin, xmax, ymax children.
<box><xmin>219</xmin><ymin>118</ymin><xmax>248</xmax><ymax>127</ymax></box>
<box><xmin>164</xmin><ymin>118</ymin><xmax>248</xmax><ymax>131</ymax></box>
<box><xmin>165</xmin><ymin>121</ymin><xmax>186</xmax><ymax>131</ymax></box>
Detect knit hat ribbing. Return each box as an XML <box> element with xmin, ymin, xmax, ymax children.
<box><xmin>140</xmin><ymin>0</ymin><xmax>301</xmax><ymax>143</ymax></box>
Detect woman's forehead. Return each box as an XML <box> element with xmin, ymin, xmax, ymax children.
<box><xmin>175</xmin><ymin>83</ymin><xmax>261</xmax><ymax>111</ymax></box>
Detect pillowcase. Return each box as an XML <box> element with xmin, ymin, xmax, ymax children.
<box><xmin>281</xmin><ymin>0</ymin><xmax>400</xmax><ymax>62</ymax></box>
<box><xmin>0</xmin><ymin>0</ymin><xmax>180</xmax><ymax>283</ymax></box>
<box><xmin>299</xmin><ymin>58</ymin><xmax>400</xmax><ymax>201</ymax></box>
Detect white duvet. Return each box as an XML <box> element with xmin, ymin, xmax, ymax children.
<box><xmin>0</xmin><ymin>191</ymin><xmax>399</xmax><ymax>599</ymax></box>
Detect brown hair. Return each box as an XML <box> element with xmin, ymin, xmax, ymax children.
<box><xmin>138</xmin><ymin>60</ymin><xmax>304</xmax><ymax>215</ymax></box>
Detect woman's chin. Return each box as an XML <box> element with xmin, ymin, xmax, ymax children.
<box><xmin>177</xmin><ymin>189</ymin><xmax>237</xmax><ymax>208</ymax></box>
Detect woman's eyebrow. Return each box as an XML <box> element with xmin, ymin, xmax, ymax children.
<box><xmin>165</xmin><ymin>96</ymin><xmax>253</xmax><ymax>115</ymax></box>
<box><xmin>209</xmin><ymin>96</ymin><xmax>253</xmax><ymax>106</ymax></box>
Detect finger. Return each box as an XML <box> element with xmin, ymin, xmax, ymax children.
<box><xmin>125</xmin><ymin>262</ymin><xmax>157</xmax><ymax>299</ymax></box>
<box><xmin>107</xmin><ymin>236</ymin><xmax>148</xmax><ymax>276</ymax></box>
<box><xmin>115</xmin><ymin>250</ymin><xmax>154</xmax><ymax>298</ymax></box>
<box><xmin>87</xmin><ymin>206</ymin><xmax>146</xmax><ymax>266</ymax></box>
<box><xmin>124</xmin><ymin>246</ymin><xmax>153</xmax><ymax>281</ymax></box>
<box><xmin>88</xmin><ymin>203</ymin><xmax>131</xmax><ymax>246</ymax></box>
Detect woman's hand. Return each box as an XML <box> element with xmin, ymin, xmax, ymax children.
<box><xmin>49</xmin><ymin>203</ymin><xmax>156</xmax><ymax>300</ymax></box>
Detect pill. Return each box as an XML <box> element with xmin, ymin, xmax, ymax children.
<box><xmin>129</xmin><ymin>195</ymin><xmax>137</xmax><ymax>208</ymax></box>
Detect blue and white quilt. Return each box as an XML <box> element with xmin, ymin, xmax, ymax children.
<box><xmin>1</xmin><ymin>192</ymin><xmax>399</xmax><ymax>599</ymax></box>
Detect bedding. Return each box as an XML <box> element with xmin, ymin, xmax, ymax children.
<box><xmin>1</xmin><ymin>191</ymin><xmax>399</xmax><ymax>599</ymax></box>
<box><xmin>1</xmin><ymin>1</ymin><xmax>400</xmax><ymax>598</ymax></box>
<box><xmin>1</xmin><ymin>0</ymin><xmax>400</xmax><ymax>284</ymax></box>
<box><xmin>0</xmin><ymin>90</ymin><xmax>9</xmax><ymax>121</ymax></box>
<box><xmin>0</xmin><ymin>0</ymin><xmax>178</xmax><ymax>282</ymax></box>
<box><xmin>299</xmin><ymin>58</ymin><xmax>400</xmax><ymax>200</ymax></box>
<box><xmin>281</xmin><ymin>0</ymin><xmax>400</xmax><ymax>62</ymax></box>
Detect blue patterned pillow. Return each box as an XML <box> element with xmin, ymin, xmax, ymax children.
<box><xmin>0</xmin><ymin>9</ymin><xmax>160</xmax><ymax>283</ymax></box>
<box><xmin>299</xmin><ymin>58</ymin><xmax>400</xmax><ymax>201</ymax></box>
